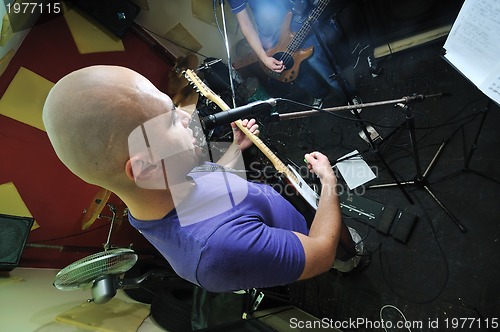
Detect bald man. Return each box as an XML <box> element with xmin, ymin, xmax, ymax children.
<box><xmin>43</xmin><ymin>65</ymin><xmax>364</xmax><ymax>292</ymax></box>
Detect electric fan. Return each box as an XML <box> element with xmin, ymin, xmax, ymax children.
<box><xmin>53</xmin><ymin>248</ymin><xmax>139</xmax><ymax>304</ymax></box>
<box><xmin>53</xmin><ymin>196</ymin><xmax>181</xmax><ymax>304</ymax></box>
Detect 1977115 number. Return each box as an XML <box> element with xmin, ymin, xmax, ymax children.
<box><xmin>6</xmin><ymin>2</ymin><xmax>61</xmax><ymax>14</ymax></box>
<box><xmin>444</xmin><ymin>317</ymin><xmax>498</xmax><ymax>329</ymax></box>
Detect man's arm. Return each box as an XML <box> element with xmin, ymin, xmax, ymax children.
<box><xmin>235</xmin><ymin>9</ymin><xmax>285</xmax><ymax>73</ymax></box>
<box><xmin>294</xmin><ymin>152</ymin><xmax>342</xmax><ymax>279</ymax></box>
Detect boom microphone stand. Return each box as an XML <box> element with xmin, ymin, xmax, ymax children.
<box><xmin>278</xmin><ymin>93</ymin><xmax>469</xmax><ymax>232</ymax></box>
<box><xmin>368</xmin><ymin>101</ymin><xmax>468</xmax><ymax>233</ymax></box>
<box><xmin>215</xmin><ymin>0</ymin><xmax>237</xmax><ymax>108</ymax></box>
<box><xmin>308</xmin><ymin>18</ymin><xmax>414</xmax><ymax>204</ymax></box>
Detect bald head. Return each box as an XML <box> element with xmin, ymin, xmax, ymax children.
<box><xmin>43</xmin><ymin>65</ymin><xmax>172</xmax><ymax>190</ymax></box>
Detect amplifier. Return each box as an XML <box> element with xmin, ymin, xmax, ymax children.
<box><xmin>0</xmin><ymin>214</ymin><xmax>34</xmax><ymax>271</ymax></box>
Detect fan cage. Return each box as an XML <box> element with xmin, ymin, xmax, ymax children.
<box><xmin>53</xmin><ymin>248</ymin><xmax>138</xmax><ymax>290</ymax></box>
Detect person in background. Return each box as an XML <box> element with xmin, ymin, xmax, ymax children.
<box><xmin>229</xmin><ymin>0</ymin><xmax>360</xmax><ymax>108</ymax></box>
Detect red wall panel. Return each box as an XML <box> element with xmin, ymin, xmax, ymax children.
<box><xmin>0</xmin><ymin>13</ymin><xmax>173</xmax><ymax>268</ymax></box>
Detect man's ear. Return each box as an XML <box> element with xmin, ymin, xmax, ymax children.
<box><xmin>125</xmin><ymin>158</ymin><xmax>137</xmax><ymax>181</ymax></box>
<box><xmin>125</xmin><ymin>156</ymin><xmax>168</xmax><ymax>189</ymax></box>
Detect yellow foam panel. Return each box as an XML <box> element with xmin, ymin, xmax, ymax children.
<box><xmin>0</xmin><ymin>67</ymin><xmax>54</xmax><ymax>132</ymax></box>
<box><xmin>0</xmin><ymin>182</ymin><xmax>39</xmax><ymax>230</ymax></box>
<box><xmin>56</xmin><ymin>298</ymin><xmax>150</xmax><ymax>332</ymax></box>
<box><xmin>164</xmin><ymin>23</ymin><xmax>202</xmax><ymax>53</ymax></box>
<box><xmin>62</xmin><ymin>2</ymin><xmax>124</xmax><ymax>54</ymax></box>
<box><xmin>0</xmin><ymin>49</ymin><xmax>14</xmax><ymax>77</ymax></box>
<box><xmin>0</xmin><ymin>13</ymin><xmax>14</xmax><ymax>47</ymax></box>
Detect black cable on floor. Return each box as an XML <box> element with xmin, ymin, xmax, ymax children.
<box><xmin>378</xmin><ymin>191</ymin><xmax>450</xmax><ymax>305</ymax></box>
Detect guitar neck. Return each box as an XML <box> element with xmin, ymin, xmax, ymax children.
<box><xmin>288</xmin><ymin>0</ymin><xmax>330</xmax><ymax>53</ymax></box>
<box><xmin>234</xmin><ymin>122</ymin><xmax>296</xmax><ymax>179</ymax></box>
<box><xmin>183</xmin><ymin>69</ymin><xmax>298</xmax><ymax>183</ymax></box>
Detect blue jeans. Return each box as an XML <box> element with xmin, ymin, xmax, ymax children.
<box><xmin>292</xmin><ymin>16</ymin><xmax>354</xmax><ymax>102</ymax></box>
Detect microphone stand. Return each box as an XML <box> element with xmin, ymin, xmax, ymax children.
<box><xmin>216</xmin><ymin>0</ymin><xmax>237</xmax><ymax>108</ymax></box>
<box><xmin>277</xmin><ymin>94</ymin><xmax>433</xmax><ymax>120</ymax></box>
<box><xmin>432</xmin><ymin>99</ymin><xmax>500</xmax><ymax>186</ymax></box>
<box><xmin>277</xmin><ymin>94</ymin><xmax>467</xmax><ymax>232</ymax></box>
<box><xmin>369</xmin><ymin>102</ymin><xmax>467</xmax><ymax>233</ymax></box>
<box><xmin>307</xmin><ymin>17</ymin><xmax>414</xmax><ymax>204</ymax></box>
<box><xmin>280</xmin><ymin>95</ymin><xmax>443</xmax><ymax>205</ymax></box>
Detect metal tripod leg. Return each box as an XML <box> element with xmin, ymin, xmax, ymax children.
<box><xmin>434</xmin><ymin>100</ymin><xmax>500</xmax><ymax>186</ymax></box>
<box><xmin>369</xmin><ymin>141</ymin><xmax>467</xmax><ymax>232</ymax></box>
<box><xmin>422</xmin><ymin>141</ymin><xmax>467</xmax><ymax>232</ymax></box>
<box><xmin>369</xmin><ymin>104</ymin><xmax>467</xmax><ymax>233</ymax></box>
<box><xmin>351</xmin><ymin>107</ymin><xmax>414</xmax><ymax>204</ymax></box>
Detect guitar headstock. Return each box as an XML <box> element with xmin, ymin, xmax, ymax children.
<box><xmin>183</xmin><ymin>69</ymin><xmax>229</xmax><ymax>111</ymax></box>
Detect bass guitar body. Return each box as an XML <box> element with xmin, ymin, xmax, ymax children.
<box><xmin>233</xmin><ymin>12</ymin><xmax>313</xmax><ymax>83</ymax></box>
<box><xmin>260</xmin><ymin>13</ymin><xmax>313</xmax><ymax>83</ymax></box>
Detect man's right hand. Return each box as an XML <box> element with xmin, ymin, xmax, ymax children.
<box><xmin>304</xmin><ymin>151</ymin><xmax>336</xmax><ymax>184</ymax></box>
<box><xmin>262</xmin><ymin>56</ymin><xmax>285</xmax><ymax>73</ymax></box>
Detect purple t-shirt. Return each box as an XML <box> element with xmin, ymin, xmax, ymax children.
<box><xmin>128</xmin><ymin>165</ymin><xmax>308</xmax><ymax>292</ymax></box>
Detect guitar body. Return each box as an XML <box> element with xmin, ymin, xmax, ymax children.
<box><xmin>233</xmin><ymin>12</ymin><xmax>313</xmax><ymax>83</ymax></box>
<box><xmin>270</xmin><ymin>165</ymin><xmax>321</xmax><ymax>226</ymax></box>
<box><xmin>271</xmin><ymin>176</ymin><xmax>316</xmax><ymax>226</ymax></box>
<box><xmin>260</xmin><ymin>12</ymin><xmax>313</xmax><ymax>83</ymax></box>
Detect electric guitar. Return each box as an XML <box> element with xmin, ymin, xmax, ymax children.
<box><xmin>184</xmin><ymin>69</ymin><xmax>320</xmax><ymax>211</ymax></box>
<box><xmin>232</xmin><ymin>0</ymin><xmax>330</xmax><ymax>83</ymax></box>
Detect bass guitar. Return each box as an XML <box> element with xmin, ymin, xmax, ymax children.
<box><xmin>232</xmin><ymin>0</ymin><xmax>330</xmax><ymax>83</ymax></box>
<box><xmin>184</xmin><ymin>69</ymin><xmax>320</xmax><ymax>211</ymax></box>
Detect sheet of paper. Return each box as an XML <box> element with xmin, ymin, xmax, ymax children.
<box><xmin>335</xmin><ymin>150</ymin><xmax>376</xmax><ymax>190</ymax></box>
<box><xmin>443</xmin><ymin>0</ymin><xmax>500</xmax><ymax>104</ymax></box>
<box><xmin>482</xmin><ymin>71</ymin><xmax>500</xmax><ymax>103</ymax></box>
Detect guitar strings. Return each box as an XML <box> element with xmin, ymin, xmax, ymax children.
<box><xmin>277</xmin><ymin>1</ymin><xmax>330</xmax><ymax>67</ymax></box>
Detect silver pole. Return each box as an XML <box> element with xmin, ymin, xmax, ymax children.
<box><xmin>218</xmin><ymin>0</ymin><xmax>237</xmax><ymax>108</ymax></box>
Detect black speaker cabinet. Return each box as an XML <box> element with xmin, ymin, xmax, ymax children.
<box><xmin>0</xmin><ymin>214</ymin><xmax>34</xmax><ymax>271</ymax></box>
<box><xmin>68</xmin><ymin>0</ymin><xmax>141</xmax><ymax>39</ymax></box>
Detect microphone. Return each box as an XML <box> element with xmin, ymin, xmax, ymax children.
<box><xmin>201</xmin><ymin>98</ymin><xmax>277</xmax><ymax>130</ymax></box>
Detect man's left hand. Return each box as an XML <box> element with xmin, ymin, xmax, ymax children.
<box><xmin>231</xmin><ymin>118</ymin><xmax>259</xmax><ymax>151</ymax></box>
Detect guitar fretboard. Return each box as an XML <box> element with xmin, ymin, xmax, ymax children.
<box><xmin>287</xmin><ymin>0</ymin><xmax>330</xmax><ymax>54</ymax></box>
<box><xmin>183</xmin><ymin>69</ymin><xmax>299</xmax><ymax>184</ymax></box>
